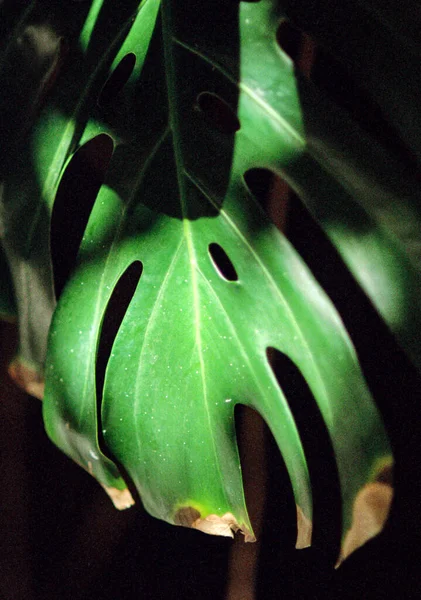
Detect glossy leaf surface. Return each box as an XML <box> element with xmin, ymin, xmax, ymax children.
<box><xmin>42</xmin><ymin>0</ymin><xmax>391</xmax><ymax>549</ymax></box>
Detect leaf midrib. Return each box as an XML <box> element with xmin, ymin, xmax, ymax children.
<box><xmin>161</xmin><ymin>1</ymin><xmax>225</xmax><ymax>504</ymax></box>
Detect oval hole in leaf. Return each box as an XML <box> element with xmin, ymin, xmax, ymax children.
<box><xmin>50</xmin><ymin>133</ymin><xmax>114</xmax><ymax>299</ymax></box>
<box><xmin>266</xmin><ymin>347</ymin><xmax>341</xmax><ymax>561</ymax></box>
<box><xmin>98</xmin><ymin>52</ymin><xmax>136</xmax><ymax>107</ymax></box>
<box><xmin>96</xmin><ymin>261</ymin><xmax>143</xmax><ymax>456</ymax></box>
<box><xmin>209</xmin><ymin>243</ymin><xmax>238</xmax><ymax>281</ymax></box>
<box><xmin>197</xmin><ymin>92</ymin><xmax>240</xmax><ymax>134</ymax></box>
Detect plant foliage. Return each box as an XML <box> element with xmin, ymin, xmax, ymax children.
<box><xmin>3</xmin><ymin>0</ymin><xmax>417</xmax><ymax>560</ymax></box>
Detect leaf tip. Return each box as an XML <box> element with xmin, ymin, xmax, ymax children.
<box><xmin>102</xmin><ymin>485</ymin><xmax>135</xmax><ymax>510</ymax></box>
<box><xmin>296</xmin><ymin>505</ymin><xmax>313</xmax><ymax>549</ymax></box>
<box><xmin>338</xmin><ymin>462</ymin><xmax>394</xmax><ymax>566</ymax></box>
<box><xmin>8</xmin><ymin>358</ymin><xmax>44</xmax><ymax>400</ymax></box>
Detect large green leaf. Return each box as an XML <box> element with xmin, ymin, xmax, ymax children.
<box><xmin>36</xmin><ymin>0</ymin><xmax>392</xmax><ymax>551</ymax></box>
<box><xmin>1</xmin><ymin>0</ymin><xmax>402</xmax><ymax>559</ymax></box>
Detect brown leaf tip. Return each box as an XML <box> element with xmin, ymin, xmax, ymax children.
<box><xmin>174</xmin><ymin>507</ymin><xmax>255</xmax><ymax>542</ymax></box>
<box><xmin>338</xmin><ymin>463</ymin><xmax>394</xmax><ymax>565</ymax></box>
<box><xmin>8</xmin><ymin>358</ymin><xmax>44</xmax><ymax>400</ymax></box>
<box><xmin>296</xmin><ymin>505</ymin><xmax>312</xmax><ymax>549</ymax></box>
<box><xmin>102</xmin><ymin>485</ymin><xmax>135</xmax><ymax>510</ymax></box>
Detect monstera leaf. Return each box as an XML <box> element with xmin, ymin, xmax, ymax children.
<box><xmin>4</xmin><ymin>0</ymin><xmax>417</xmax><ymax>561</ymax></box>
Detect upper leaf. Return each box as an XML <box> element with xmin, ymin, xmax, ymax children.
<box><xmin>280</xmin><ymin>0</ymin><xmax>421</xmax><ymax>372</ymax></box>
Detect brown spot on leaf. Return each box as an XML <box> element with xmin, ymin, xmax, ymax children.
<box><xmin>101</xmin><ymin>485</ymin><xmax>135</xmax><ymax>510</ymax></box>
<box><xmin>174</xmin><ymin>506</ymin><xmax>201</xmax><ymax>527</ymax></box>
<box><xmin>174</xmin><ymin>508</ymin><xmax>255</xmax><ymax>542</ymax></box>
<box><xmin>296</xmin><ymin>505</ymin><xmax>312</xmax><ymax>549</ymax></box>
<box><xmin>8</xmin><ymin>358</ymin><xmax>44</xmax><ymax>400</ymax></box>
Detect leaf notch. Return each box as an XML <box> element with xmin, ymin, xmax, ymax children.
<box><xmin>50</xmin><ymin>133</ymin><xmax>114</xmax><ymax>299</ymax></box>
<box><xmin>96</xmin><ymin>261</ymin><xmax>143</xmax><ymax>458</ymax></box>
